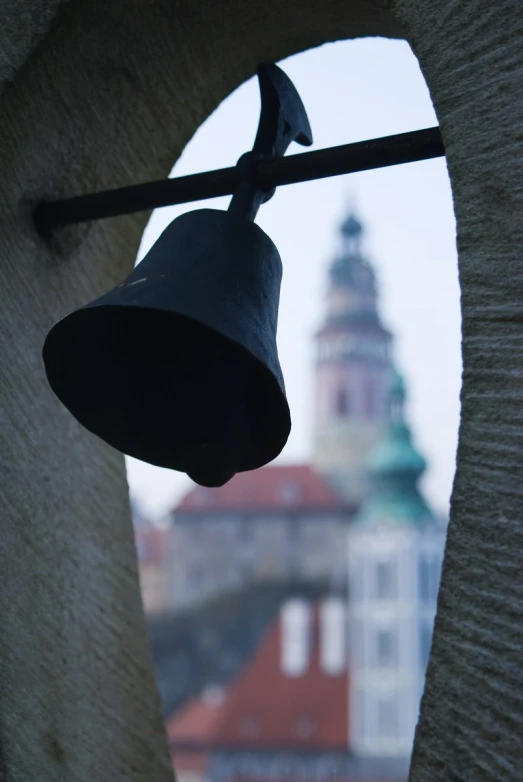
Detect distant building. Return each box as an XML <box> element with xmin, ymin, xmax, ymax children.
<box><xmin>137</xmin><ymin>210</ymin><xmax>446</xmax><ymax>774</ymax></box>
<box><xmin>314</xmin><ymin>213</ymin><xmax>393</xmax><ymax>502</ymax></box>
<box><xmin>167</xmin><ymin>598</ymin><xmax>408</xmax><ymax>782</ymax></box>
<box><xmin>167</xmin><ymin>213</ymin><xmax>400</xmax><ymax>613</ymax></box>
<box><xmin>132</xmin><ymin>503</ymin><xmax>172</xmax><ymax>615</ymax></box>
<box><xmin>170</xmin><ymin>465</ymin><xmax>352</xmax><ymax>611</ymax></box>
<box><xmin>348</xmin><ymin>370</ymin><xmax>445</xmax><ymax>759</ymax></box>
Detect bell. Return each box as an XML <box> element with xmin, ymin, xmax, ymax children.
<box><xmin>43</xmin><ymin>208</ymin><xmax>291</xmax><ymax>487</ymax></box>
<box><xmin>42</xmin><ymin>62</ymin><xmax>312</xmax><ymax>487</ymax></box>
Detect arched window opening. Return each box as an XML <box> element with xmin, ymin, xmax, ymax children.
<box><xmin>122</xmin><ymin>36</ymin><xmax>458</xmax><ymax>780</ymax></box>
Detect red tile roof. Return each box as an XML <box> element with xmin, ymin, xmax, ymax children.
<box><xmin>166</xmin><ymin>603</ymin><xmax>349</xmax><ymax>751</ymax></box>
<box><xmin>175</xmin><ymin>465</ymin><xmax>344</xmax><ymax>514</ymax></box>
<box><xmin>168</xmin><ymin>690</ymin><xmax>226</xmax><ymax>744</ymax></box>
<box><xmin>171</xmin><ymin>751</ymin><xmax>208</xmax><ymax>774</ymax></box>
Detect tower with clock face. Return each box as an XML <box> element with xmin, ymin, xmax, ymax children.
<box><xmin>314</xmin><ymin>212</ymin><xmax>393</xmax><ymax>503</ymax></box>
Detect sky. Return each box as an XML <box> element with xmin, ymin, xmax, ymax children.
<box><xmin>126</xmin><ymin>38</ymin><xmax>461</xmax><ymax>520</ymax></box>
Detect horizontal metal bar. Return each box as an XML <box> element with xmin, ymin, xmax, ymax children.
<box><xmin>33</xmin><ymin>127</ymin><xmax>444</xmax><ymax>233</ymax></box>
<box><xmin>258</xmin><ymin>126</ymin><xmax>444</xmax><ymax>188</ymax></box>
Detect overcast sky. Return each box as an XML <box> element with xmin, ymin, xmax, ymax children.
<box><xmin>126</xmin><ymin>38</ymin><xmax>461</xmax><ymax>520</ymax></box>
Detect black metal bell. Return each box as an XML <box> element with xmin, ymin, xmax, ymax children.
<box><xmin>42</xmin><ymin>62</ymin><xmax>313</xmax><ymax>487</ymax></box>
<box><xmin>43</xmin><ymin>208</ymin><xmax>290</xmax><ymax>487</ymax></box>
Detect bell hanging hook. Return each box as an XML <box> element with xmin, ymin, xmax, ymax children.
<box><xmin>32</xmin><ymin>56</ymin><xmax>443</xmax><ymax>236</ymax></box>
<box><xmin>228</xmin><ymin>63</ymin><xmax>313</xmax><ymax>222</ymax></box>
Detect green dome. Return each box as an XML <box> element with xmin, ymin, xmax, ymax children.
<box><xmin>354</xmin><ymin>370</ymin><xmax>433</xmax><ymax>527</ymax></box>
<box><xmin>367</xmin><ymin>421</ymin><xmax>426</xmax><ymax>478</ymax></box>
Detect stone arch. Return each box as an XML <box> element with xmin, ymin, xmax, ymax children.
<box><xmin>1</xmin><ymin>0</ymin><xmax>521</xmax><ymax>780</ymax></box>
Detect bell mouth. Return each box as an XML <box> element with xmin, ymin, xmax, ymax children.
<box><xmin>43</xmin><ymin>304</ymin><xmax>291</xmax><ymax>478</ymax></box>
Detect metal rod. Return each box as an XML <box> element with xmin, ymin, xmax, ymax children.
<box><xmin>258</xmin><ymin>126</ymin><xmax>444</xmax><ymax>188</ymax></box>
<box><xmin>34</xmin><ymin>127</ymin><xmax>444</xmax><ymax>233</ymax></box>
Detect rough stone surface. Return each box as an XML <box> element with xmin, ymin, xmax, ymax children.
<box><xmin>389</xmin><ymin>1</ymin><xmax>523</xmax><ymax>779</ymax></box>
<box><xmin>0</xmin><ymin>0</ymin><xmax>65</xmax><ymax>89</ymax></box>
<box><xmin>0</xmin><ymin>1</ymin><xmax>398</xmax><ymax>779</ymax></box>
<box><xmin>1</xmin><ymin>0</ymin><xmax>522</xmax><ymax>779</ymax></box>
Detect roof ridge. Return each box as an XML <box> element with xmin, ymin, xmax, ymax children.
<box><xmin>174</xmin><ymin>463</ymin><xmax>345</xmax><ymax>514</ymax></box>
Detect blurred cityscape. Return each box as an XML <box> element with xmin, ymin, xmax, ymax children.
<box><xmin>132</xmin><ymin>211</ymin><xmax>446</xmax><ymax>782</ymax></box>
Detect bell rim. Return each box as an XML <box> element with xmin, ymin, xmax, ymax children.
<box><xmin>43</xmin><ymin>302</ymin><xmax>291</xmax><ymax>476</ymax></box>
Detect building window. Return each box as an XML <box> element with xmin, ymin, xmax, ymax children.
<box><xmin>189</xmin><ymin>564</ymin><xmax>204</xmax><ymax>589</ymax></box>
<box><xmin>348</xmin><ymin>555</ymin><xmax>364</xmax><ymax>600</ymax></box>
<box><xmin>334</xmin><ymin>387</ymin><xmax>349</xmax><ymax>416</ymax></box>
<box><xmin>419</xmin><ymin>554</ymin><xmax>441</xmax><ymax>602</ymax></box>
<box><xmin>352</xmin><ymin>684</ymin><xmax>368</xmax><ymax>745</ymax></box>
<box><xmin>377</xmin><ymin>695</ymin><xmax>398</xmax><ymax>740</ymax></box>
<box><xmin>364</xmin><ymin>377</ymin><xmax>374</xmax><ymax>417</ymax></box>
<box><xmin>375</xmin><ymin>560</ymin><xmax>396</xmax><ymax>600</ymax></box>
<box><xmin>349</xmin><ymin>616</ymin><xmax>365</xmax><ymax>667</ymax></box>
<box><xmin>281</xmin><ymin>600</ymin><xmax>311</xmax><ymax>676</ymax></box>
<box><xmin>294</xmin><ymin>716</ymin><xmax>317</xmax><ymax>739</ymax></box>
<box><xmin>376</xmin><ymin>628</ymin><xmax>396</xmax><ymax>667</ymax></box>
<box><xmin>316</xmin><ymin>755</ymin><xmax>346</xmax><ymax>780</ymax></box>
<box><xmin>270</xmin><ymin>753</ymin><xmax>305</xmax><ymax>781</ymax></box>
<box><xmin>236</xmin><ymin>755</ymin><xmax>261</xmax><ymax>780</ymax></box>
<box><xmin>420</xmin><ymin>622</ymin><xmax>433</xmax><ymax>669</ymax></box>
<box><xmin>285</xmin><ymin>519</ymin><xmax>300</xmax><ymax>576</ymax></box>
<box><xmin>419</xmin><ymin>556</ymin><xmax>430</xmax><ymax>601</ymax></box>
<box><xmin>238</xmin><ymin>716</ymin><xmax>261</xmax><ymax>739</ymax></box>
<box><xmin>237</xmin><ymin>519</ymin><xmax>254</xmax><ymax>549</ymax></box>
<box><xmin>320</xmin><ymin>599</ymin><xmax>346</xmax><ymax>675</ymax></box>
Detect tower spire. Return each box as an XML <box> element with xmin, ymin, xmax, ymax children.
<box><xmin>313</xmin><ymin>207</ymin><xmax>392</xmax><ymax>503</ymax></box>
<box><xmin>327</xmin><ymin>210</ymin><xmax>377</xmax><ymax>321</ymax></box>
<box><xmin>340</xmin><ymin>212</ymin><xmax>363</xmax><ymax>258</ymax></box>
<box><xmin>355</xmin><ymin>369</ymin><xmax>432</xmax><ymax>526</ymax></box>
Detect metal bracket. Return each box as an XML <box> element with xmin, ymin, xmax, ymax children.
<box><xmin>228</xmin><ymin>63</ymin><xmax>313</xmax><ymax>221</ymax></box>
<box><xmin>31</xmin><ymin>57</ymin><xmax>443</xmax><ymax>236</ymax></box>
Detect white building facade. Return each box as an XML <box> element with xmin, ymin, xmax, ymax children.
<box><xmin>348</xmin><ymin>372</ymin><xmax>446</xmax><ymax>763</ymax></box>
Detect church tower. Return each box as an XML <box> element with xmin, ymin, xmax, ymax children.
<box><xmin>313</xmin><ymin>212</ymin><xmax>393</xmax><ymax>502</ymax></box>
